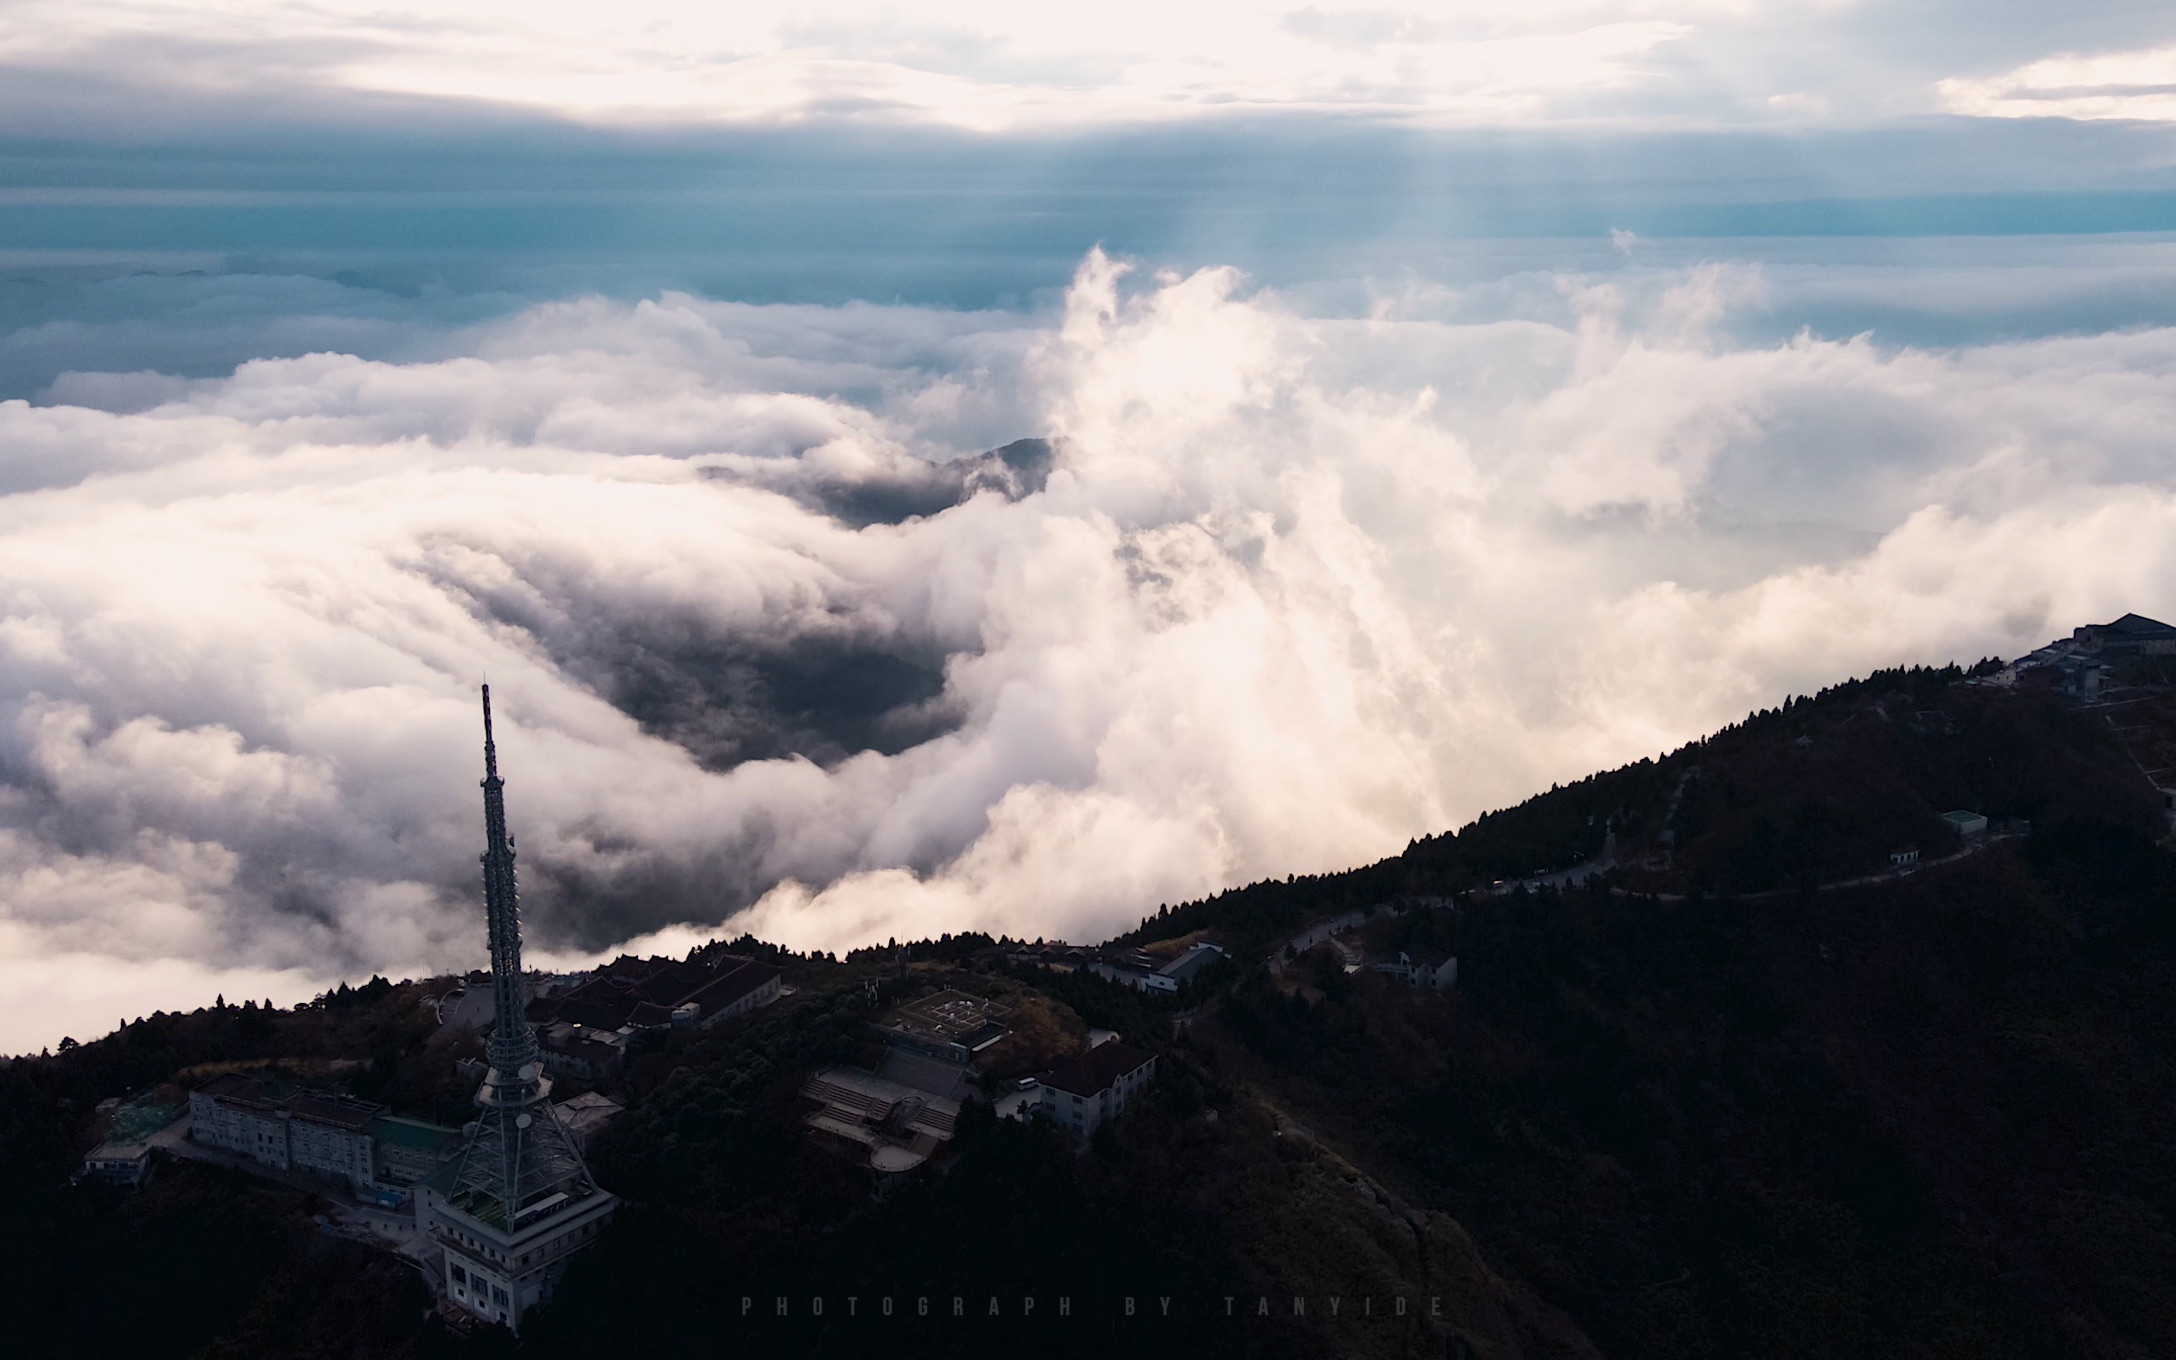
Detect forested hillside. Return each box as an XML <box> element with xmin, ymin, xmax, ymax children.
<box><xmin>7</xmin><ymin>655</ymin><xmax>2176</xmax><ymax>1359</ymax></box>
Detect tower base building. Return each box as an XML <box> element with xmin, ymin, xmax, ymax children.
<box><xmin>420</xmin><ymin>1156</ymin><xmax>615</xmax><ymax>1330</ymax></box>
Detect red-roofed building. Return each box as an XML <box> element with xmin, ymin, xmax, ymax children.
<box><xmin>679</xmin><ymin>959</ymin><xmax>783</xmax><ymax>1024</ymax></box>
<box><xmin>1034</xmin><ymin>1041</ymin><xmax>1156</xmax><ymax>1138</ymax></box>
<box><xmin>2074</xmin><ymin>613</ymin><xmax>2176</xmax><ymax>656</ymax></box>
<box><xmin>528</xmin><ymin>954</ymin><xmax>784</xmax><ymax>1081</ymax></box>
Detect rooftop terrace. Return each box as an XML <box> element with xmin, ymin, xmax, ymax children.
<box><xmin>875</xmin><ymin>989</ymin><xmax>1012</xmax><ymax>1054</ymax></box>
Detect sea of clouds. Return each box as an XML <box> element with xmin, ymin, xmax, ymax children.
<box><xmin>4</xmin><ymin>244</ymin><xmax>2176</xmax><ymax>1051</ymax></box>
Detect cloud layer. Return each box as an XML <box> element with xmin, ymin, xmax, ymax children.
<box><xmin>5</xmin><ymin>0</ymin><xmax>2175</xmax><ymax>131</ymax></box>
<box><xmin>1941</xmin><ymin>44</ymin><xmax>2176</xmax><ymax>122</ymax></box>
<box><xmin>3</xmin><ymin>249</ymin><xmax>2176</xmax><ymax>1050</ymax></box>
<box><xmin>0</xmin><ymin>0</ymin><xmax>1710</xmax><ymax>128</ymax></box>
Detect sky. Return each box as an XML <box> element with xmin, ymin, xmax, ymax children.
<box><xmin>3</xmin><ymin>2</ymin><xmax>2176</xmax><ymax>1052</ymax></box>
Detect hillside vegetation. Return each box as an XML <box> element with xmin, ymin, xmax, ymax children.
<box><xmin>7</xmin><ymin>657</ymin><xmax>2176</xmax><ymax>1358</ymax></box>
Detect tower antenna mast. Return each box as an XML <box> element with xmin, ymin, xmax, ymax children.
<box><xmin>430</xmin><ymin>686</ymin><xmax>610</xmax><ymax>1335</ymax></box>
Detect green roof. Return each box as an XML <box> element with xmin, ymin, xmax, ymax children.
<box><xmin>448</xmin><ymin>1184</ymin><xmax>511</xmax><ymax>1229</ymax></box>
<box><xmin>107</xmin><ymin>1097</ymin><xmax>181</xmax><ymax>1146</ymax></box>
<box><xmin>420</xmin><ymin>1151</ymin><xmax>467</xmax><ymax>1196</ymax></box>
<box><xmin>368</xmin><ymin>1114</ymin><xmax>462</xmax><ymax>1152</ymax></box>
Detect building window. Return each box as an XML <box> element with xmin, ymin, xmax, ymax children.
<box><xmin>452</xmin><ymin>1265</ymin><xmax>468</xmax><ymax>1286</ymax></box>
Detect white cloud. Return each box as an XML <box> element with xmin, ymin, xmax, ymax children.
<box><xmin>2</xmin><ymin>250</ymin><xmax>2176</xmax><ymax>1052</ymax></box>
<box><xmin>0</xmin><ymin>919</ymin><xmax>324</xmax><ymax>1054</ymax></box>
<box><xmin>9</xmin><ymin>0</ymin><xmax>2176</xmax><ymax>136</ymax></box>
<box><xmin>1940</xmin><ymin>46</ymin><xmax>2176</xmax><ymax>123</ymax></box>
<box><xmin>0</xmin><ymin>0</ymin><xmax>1725</xmax><ymax>129</ymax></box>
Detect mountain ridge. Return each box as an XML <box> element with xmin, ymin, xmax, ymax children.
<box><xmin>6</xmin><ymin>624</ymin><xmax>2176</xmax><ymax>1359</ymax></box>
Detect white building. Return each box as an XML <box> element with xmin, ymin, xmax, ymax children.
<box><xmin>78</xmin><ymin>1142</ymin><xmax>154</xmax><ymax>1186</ymax></box>
<box><xmin>189</xmin><ymin>1074</ymin><xmax>291</xmax><ymax>1169</ymax></box>
<box><xmin>1034</xmin><ymin>1042</ymin><xmax>1157</xmax><ymax>1138</ymax></box>
<box><xmin>188</xmin><ymin>1074</ymin><xmax>382</xmax><ymax>1194</ymax></box>
<box><xmin>1370</xmin><ymin>949</ymin><xmax>1458</xmax><ymax>991</ymax></box>
<box><xmin>1941</xmin><ymin>810</ymin><xmax>1989</xmax><ymax>842</ymax></box>
<box><xmin>285</xmin><ymin>1093</ymin><xmax>381</xmax><ymax>1188</ymax></box>
<box><xmin>419</xmin><ymin>1157</ymin><xmax>617</xmax><ymax>1331</ymax></box>
<box><xmin>1091</xmin><ymin>942</ymin><xmax>1229</xmax><ymax>994</ymax></box>
<box><xmin>369</xmin><ymin>1115</ymin><xmax>464</xmax><ymax>1193</ymax></box>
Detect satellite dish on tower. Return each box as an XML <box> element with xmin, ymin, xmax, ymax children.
<box><xmin>516</xmin><ymin>1113</ymin><xmax>533</xmax><ymax>1129</ymax></box>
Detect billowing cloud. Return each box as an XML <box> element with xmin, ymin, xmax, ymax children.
<box><xmin>3</xmin><ymin>248</ymin><xmax>2176</xmax><ymax>1051</ymax></box>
